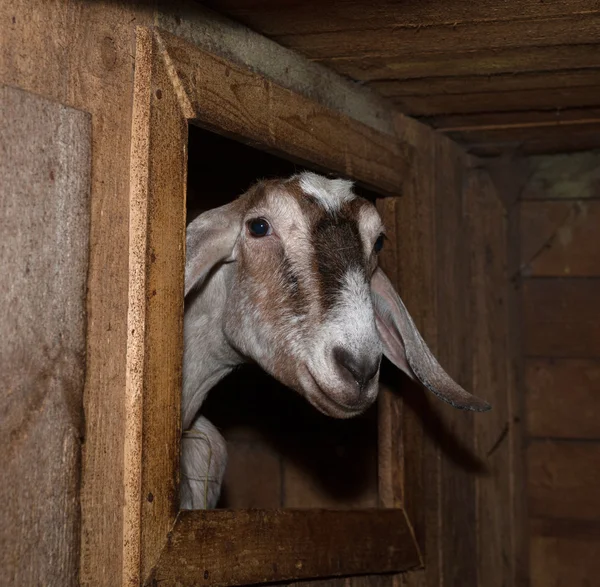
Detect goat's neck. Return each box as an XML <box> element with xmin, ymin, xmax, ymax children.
<box><xmin>182</xmin><ymin>264</ymin><xmax>241</xmax><ymax>429</ymax></box>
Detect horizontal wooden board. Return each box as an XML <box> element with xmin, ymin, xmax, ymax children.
<box><xmin>522</xmin><ymin>151</ymin><xmax>600</xmax><ymax>200</ymax></box>
<box><xmin>204</xmin><ymin>0</ymin><xmax>600</xmax><ymax>37</ymax></box>
<box><xmin>148</xmin><ymin>509</ymin><xmax>420</xmax><ymax>586</ymax></box>
<box><xmin>523</xmin><ymin>279</ymin><xmax>600</xmax><ymax>357</ymax></box>
<box><xmin>525</xmin><ymin>358</ymin><xmax>600</xmax><ymax>439</ymax></box>
<box><xmin>315</xmin><ymin>45</ymin><xmax>600</xmax><ymax>83</ymax></box>
<box><xmin>269</xmin><ymin>16</ymin><xmax>600</xmax><ymax>61</ymax></box>
<box><xmin>528</xmin><ymin>441</ymin><xmax>600</xmax><ymax>520</ymax></box>
<box><xmin>369</xmin><ymin>69</ymin><xmax>600</xmax><ymax>98</ymax></box>
<box><xmin>530</xmin><ymin>517</ymin><xmax>600</xmax><ymax>587</ymax></box>
<box><xmin>158</xmin><ymin>30</ymin><xmax>407</xmax><ymax>197</ymax></box>
<box><xmin>520</xmin><ymin>201</ymin><xmax>600</xmax><ymax>277</ymax></box>
<box><xmin>530</xmin><ymin>531</ymin><xmax>600</xmax><ymax>587</ymax></box>
<box><xmin>425</xmin><ymin>107</ymin><xmax>600</xmax><ymax>132</ymax></box>
<box><xmin>389</xmin><ymin>85</ymin><xmax>600</xmax><ymax>117</ymax></box>
<box><xmin>447</xmin><ymin>126</ymin><xmax>600</xmax><ymax>156</ymax></box>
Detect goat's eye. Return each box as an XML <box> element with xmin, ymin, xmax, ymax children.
<box><xmin>374</xmin><ymin>234</ymin><xmax>384</xmax><ymax>253</ymax></box>
<box><xmin>248</xmin><ymin>217</ymin><xmax>271</xmax><ymax>237</ymax></box>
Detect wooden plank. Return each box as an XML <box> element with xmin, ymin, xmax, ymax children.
<box><xmin>148</xmin><ymin>510</ymin><xmax>421</xmax><ymax>586</ymax></box>
<box><xmin>435</xmin><ymin>132</ymin><xmax>477</xmax><ymax>587</ymax></box>
<box><xmin>127</xmin><ymin>29</ymin><xmax>187</xmax><ymax>584</ymax></box>
<box><xmin>0</xmin><ymin>85</ymin><xmax>90</xmax><ymax>587</ymax></box>
<box><xmin>488</xmin><ymin>158</ymin><xmax>530</xmax><ymax>587</ymax></box>
<box><xmin>446</xmin><ymin>123</ymin><xmax>600</xmax><ymax>156</ymax></box>
<box><xmin>370</xmin><ymin>69</ymin><xmax>600</xmax><ymax>98</ymax></box>
<box><xmin>525</xmin><ymin>358</ymin><xmax>600</xmax><ymax>439</ymax></box>
<box><xmin>269</xmin><ymin>15</ymin><xmax>600</xmax><ymax>61</ymax></box>
<box><xmin>315</xmin><ymin>45</ymin><xmax>600</xmax><ymax>84</ymax></box>
<box><xmin>389</xmin><ymin>85</ymin><xmax>600</xmax><ymax>117</ymax></box>
<box><xmin>425</xmin><ymin>107</ymin><xmax>600</xmax><ymax>132</ymax></box>
<box><xmin>158</xmin><ymin>30</ymin><xmax>407</xmax><ymax>197</ymax></box>
<box><xmin>523</xmin><ymin>279</ymin><xmax>600</xmax><ymax>357</ymax></box>
<box><xmin>466</xmin><ymin>169</ymin><xmax>513</xmax><ymax>587</ymax></box>
<box><xmin>530</xmin><ymin>518</ymin><xmax>600</xmax><ymax>587</ymax></box>
<box><xmin>528</xmin><ymin>440</ymin><xmax>600</xmax><ymax>520</ymax></box>
<box><xmin>204</xmin><ymin>0</ymin><xmax>600</xmax><ymax>37</ymax></box>
<box><xmin>390</xmin><ymin>114</ymin><xmax>441</xmax><ymax>587</ymax></box>
<box><xmin>522</xmin><ymin>151</ymin><xmax>600</xmax><ymax>200</ymax></box>
<box><xmin>520</xmin><ymin>200</ymin><xmax>600</xmax><ymax>277</ymax></box>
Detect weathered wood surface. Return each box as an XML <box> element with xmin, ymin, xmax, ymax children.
<box><xmin>528</xmin><ymin>441</ymin><xmax>600</xmax><ymax>520</ymax></box>
<box><xmin>0</xmin><ymin>85</ymin><xmax>90</xmax><ymax>586</ymax></box>
<box><xmin>526</xmin><ymin>358</ymin><xmax>600</xmax><ymax>440</ymax></box>
<box><xmin>523</xmin><ymin>279</ymin><xmax>600</xmax><ymax>357</ymax></box>
<box><xmin>520</xmin><ymin>201</ymin><xmax>600</xmax><ymax>277</ymax></box>
<box><xmin>158</xmin><ymin>30</ymin><xmax>407</xmax><ymax>197</ymax></box>
<box><xmin>206</xmin><ymin>0</ymin><xmax>600</xmax><ymax>153</ymax></box>
<box><xmin>149</xmin><ymin>510</ymin><xmax>421</xmax><ymax>586</ymax></box>
<box><xmin>530</xmin><ymin>518</ymin><xmax>600</xmax><ymax>587</ymax></box>
<box><xmin>466</xmin><ymin>168</ymin><xmax>514</xmax><ymax>587</ymax></box>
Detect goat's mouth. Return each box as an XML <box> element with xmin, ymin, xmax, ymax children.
<box><xmin>299</xmin><ymin>367</ymin><xmax>369</xmax><ymax>419</ymax></box>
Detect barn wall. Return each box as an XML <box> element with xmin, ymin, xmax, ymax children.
<box><xmin>517</xmin><ymin>150</ymin><xmax>600</xmax><ymax>587</ymax></box>
<box><xmin>0</xmin><ymin>85</ymin><xmax>91</xmax><ymax>586</ymax></box>
<box><xmin>0</xmin><ymin>1</ymin><xmax>523</xmax><ymax>585</ymax></box>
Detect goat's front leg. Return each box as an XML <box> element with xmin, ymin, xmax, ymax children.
<box><xmin>180</xmin><ymin>415</ymin><xmax>227</xmax><ymax>509</ymax></box>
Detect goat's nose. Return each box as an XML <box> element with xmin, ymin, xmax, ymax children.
<box><xmin>332</xmin><ymin>347</ymin><xmax>380</xmax><ymax>391</ymax></box>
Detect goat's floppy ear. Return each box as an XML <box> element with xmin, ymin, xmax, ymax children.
<box><xmin>185</xmin><ymin>201</ymin><xmax>242</xmax><ymax>297</ymax></box>
<box><xmin>371</xmin><ymin>267</ymin><xmax>491</xmax><ymax>412</ymax></box>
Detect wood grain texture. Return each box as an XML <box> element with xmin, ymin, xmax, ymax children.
<box><xmin>0</xmin><ymin>84</ymin><xmax>90</xmax><ymax>587</ymax></box>
<box><xmin>526</xmin><ymin>359</ymin><xmax>600</xmax><ymax>439</ymax></box>
<box><xmin>528</xmin><ymin>441</ymin><xmax>600</xmax><ymax>521</ymax></box>
<box><xmin>389</xmin><ymin>114</ymin><xmax>440</xmax><ymax>587</ymax></box>
<box><xmin>466</xmin><ymin>169</ymin><xmax>514</xmax><ymax>587</ymax></box>
<box><xmin>158</xmin><ymin>30</ymin><xmax>407</xmax><ymax>197</ymax></box>
<box><xmin>435</xmin><ymin>136</ymin><xmax>479</xmax><ymax>587</ymax></box>
<box><xmin>520</xmin><ymin>200</ymin><xmax>600</xmax><ymax>277</ymax></box>
<box><xmin>529</xmin><ymin>518</ymin><xmax>600</xmax><ymax>587</ymax></box>
<box><xmin>370</xmin><ymin>69</ymin><xmax>600</xmax><ymax>99</ymax></box>
<box><xmin>523</xmin><ymin>279</ymin><xmax>600</xmax><ymax>357</ymax></box>
<box><xmin>148</xmin><ymin>510</ymin><xmax>421</xmax><ymax>586</ymax></box>
<box><xmin>203</xmin><ymin>0</ymin><xmax>600</xmax><ymax>37</ymax></box>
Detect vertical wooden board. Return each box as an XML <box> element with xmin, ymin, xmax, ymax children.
<box><xmin>465</xmin><ymin>169</ymin><xmax>513</xmax><ymax>587</ymax></box>
<box><xmin>520</xmin><ymin>200</ymin><xmax>600</xmax><ymax>277</ymax></box>
<box><xmin>526</xmin><ymin>358</ymin><xmax>600</xmax><ymax>439</ymax></box>
<box><xmin>523</xmin><ymin>279</ymin><xmax>600</xmax><ymax>357</ymax></box>
<box><xmin>391</xmin><ymin>114</ymin><xmax>442</xmax><ymax>587</ymax></box>
<box><xmin>64</xmin><ymin>3</ymin><xmax>148</xmax><ymax>585</ymax></box>
<box><xmin>528</xmin><ymin>441</ymin><xmax>600</xmax><ymax>520</ymax></box>
<box><xmin>137</xmin><ymin>40</ymin><xmax>187</xmax><ymax>582</ymax></box>
<box><xmin>434</xmin><ymin>135</ymin><xmax>477</xmax><ymax>587</ymax></box>
<box><xmin>521</xmin><ymin>152</ymin><xmax>600</xmax><ymax>200</ymax></box>
<box><xmin>0</xmin><ymin>85</ymin><xmax>90</xmax><ymax>587</ymax></box>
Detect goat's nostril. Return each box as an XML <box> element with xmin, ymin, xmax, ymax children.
<box><xmin>332</xmin><ymin>347</ymin><xmax>380</xmax><ymax>390</ymax></box>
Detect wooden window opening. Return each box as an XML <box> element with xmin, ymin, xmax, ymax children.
<box><xmin>126</xmin><ymin>26</ymin><xmax>422</xmax><ymax>586</ymax></box>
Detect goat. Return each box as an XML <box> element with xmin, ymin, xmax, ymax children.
<box><xmin>180</xmin><ymin>171</ymin><xmax>490</xmax><ymax>509</ymax></box>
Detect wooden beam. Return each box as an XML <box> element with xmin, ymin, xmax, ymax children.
<box><xmin>148</xmin><ymin>510</ymin><xmax>421</xmax><ymax>586</ymax></box>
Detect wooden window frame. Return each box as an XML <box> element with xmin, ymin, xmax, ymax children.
<box><xmin>126</xmin><ymin>26</ymin><xmax>423</xmax><ymax>586</ymax></box>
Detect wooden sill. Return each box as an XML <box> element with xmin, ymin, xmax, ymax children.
<box><xmin>147</xmin><ymin>509</ymin><xmax>420</xmax><ymax>586</ymax></box>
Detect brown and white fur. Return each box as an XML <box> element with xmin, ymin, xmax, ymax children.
<box><xmin>181</xmin><ymin>172</ymin><xmax>490</xmax><ymax>509</ymax></box>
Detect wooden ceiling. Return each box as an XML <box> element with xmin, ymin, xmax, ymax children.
<box><xmin>201</xmin><ymin>0</ymin><xmax>600</xmax><ymax>156</ymax></box>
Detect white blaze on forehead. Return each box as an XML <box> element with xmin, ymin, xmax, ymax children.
<box><xmin>297</xmin><ymin>171</ymin><xmax>356</xmax><ymax>213</ymax></box>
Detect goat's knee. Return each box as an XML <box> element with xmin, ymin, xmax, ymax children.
<box><xmin>180</xmin><ymin>416</ymin><xmax>227</xmax><ymax>510</ymax></box>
